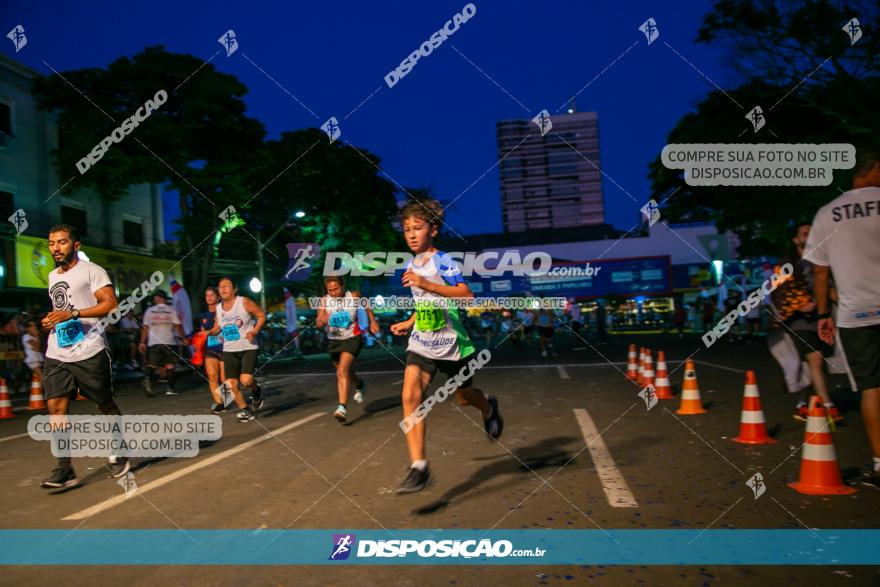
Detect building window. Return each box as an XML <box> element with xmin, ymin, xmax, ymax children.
<box><xmin>123</xmin><ymin>219</ymin><xmax>144</xmax><ymax>247</ymax></box>
<box><xmin>0</xmin><ymin>190</ymin><xmax>13</xmax><ymax>223</ymax></box>
<box><xmin>60</xmin><ymin>206</ymin><xmax>88</xmax><ymax>236</ymax></box>
<box><xmin>0</xmin><ymin>103</ymin><xmax>11</xmax><ymax>136</ymax></box>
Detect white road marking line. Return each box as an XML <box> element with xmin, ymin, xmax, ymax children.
<box><xmin>0</xmin><ymin>432</ymin><xmax>31</xmax><ymax>443</ymax></box>
<box><xmin>573</xmin><ymin>408</ymin><xmax>638</xmax><ymax>508</ymax></box>
<box><xmin>557</xmin><ymin>366</ymin><xmax>570</xmax><ymax>379</ymax></box>
<box><xmin>694</xmin><ymin>360</ymin><xmax>745</xmax><ymax>373</ymax></box>
<box><xmin>265</xmin><ymin>363</ymin><xmax>636</xmax><ymax>382</ymax></box>
<box><xmin>62</xmin><ymin>411</ymin><xmax>325</xmax><ymax>521</ymax></box>
<box><xmin>391</xmin><ymin>379</ymin><xmax>404</xmax><ymax>385</ymax></box>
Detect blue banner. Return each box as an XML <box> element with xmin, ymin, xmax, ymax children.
<box><xmin>2</xmin><ymin>530</ymin><xmax>878</xmax><ymax>565</ymax></box>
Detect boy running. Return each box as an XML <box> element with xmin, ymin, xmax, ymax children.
<box><xmin>390</xmin><ymin>198</ymin><xmax>503</xmax><ymax>493</ymax></box>
<box><xmin>315</xmin><ymin>276</ymin><xmax>379</xmax><ymax>423</ymax></box>
<box><xmin>140</xmin><ymin>290</ymin><xmax>185</xmax><ymax>397</ymax></box>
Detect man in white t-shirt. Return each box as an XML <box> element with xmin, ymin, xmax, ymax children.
<box><xmin>804</xmin><ymin>149</ymin><xmax>880</xmax><ymax>488</ymax></box>
<box><xmin>139</xmin><ymin>290</ymin><xmax>185</xmax><ymax>397</ymax></box>
<box><xmin>40</xmin><ymin>224</ymin><xmax>129</xmax><ymax>489</ymax></box>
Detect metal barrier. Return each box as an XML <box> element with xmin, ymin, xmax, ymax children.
<box><xmin>0</xmin><ymin>334</ymin><xmax>27</xmax><ymax>394</ymax></box>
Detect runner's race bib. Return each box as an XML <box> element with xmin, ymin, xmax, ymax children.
<box><xmin>415</xmin><ymin>301</ymin><xmax>446</xmax><ymax>331</ymax></box>
<box><xmin>221</xmin><ymin>323</ymin><xmax>241</xmax><ymax>342</ymax></box>
<box><xmin>329</xmin><ymin>311</ymin><xmax>351</xmax><ymax>329</ymax></box>
<box><xmin>207</xmin><ymin>335</ymin><xmax>223</xmax><ymax>348</ymax></box>
<box><xmin>56</xmin><ymin>318</ymin><xmax>85</xmax><ymax>348</ymax></box>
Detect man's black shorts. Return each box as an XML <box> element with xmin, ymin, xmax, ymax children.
<box><xmin>839</xmin><ymin>325</ymin><xmax>880</xmax><ymax>390</ymax></box>
<box><xmin>223</xmin><ymin>349</ymin><xmax>258</xmax><ymax>380</ymax></box>
<box><xmin>43</xmin><ymin>351</ymin><xmax>113</xmax><ymax>403</ymax></box>
<box><xmin>406</xmin><ymin>352</ymin><xmax>475</xmax><ymax>389</ymax></box>
<box><xmin>791</xmin><ymin>329</ymin><xmax>833</xmax><ymax>358</ymax></box>
<box><xmin>147</xmin><ymin>344</ymin><xmax>179</xmax><ymax>367</ymax></box>
<box><xmin>328</xmin><ymin>336</ymin><xmax>363</xmax><ymax>361</ymax></box>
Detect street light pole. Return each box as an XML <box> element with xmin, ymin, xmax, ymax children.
<box><xmin>257</xmin><ymin>230</ymin><xmax>266</xmax><ymax>308</ymax></box>
<box><xmin>255</xmin><ymin>211</ymin><xmax>304</xmax><ymax>309</ymax></box>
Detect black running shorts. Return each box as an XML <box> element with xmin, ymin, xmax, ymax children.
<box><xmin>223</xmin><ymin>349</ymin><xmax>258</xmax><ymax>380</ymax></box>
<box><xmin>328</xmin><ymin>336</ymin><xmax>363</xmax><ymax>361</ymax></box>
<box><xmin>406</xmin><ymin>352</ymin><xmax>475</xmax><ymax>389</ymax></box>
<box><xmin>43</xmin><ymin>351</ymin><xmax>114</xmax><ymax>403</ymax></box>
<box><xmin>791</xmin><ymin>329</ymin><xmax>833</xmax><ymax>358</ymax></box>
<box><xmin>147</xmin><ymin>344</ymin><xmax>178</xmax><ymax>367</ymax></box>
<box><xmin>839</xmin><ymin>325</ymin><xmax>880</xmax><ymax>390</ymax></box>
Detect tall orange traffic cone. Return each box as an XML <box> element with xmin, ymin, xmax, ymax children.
<box><xmin>626</xmin><ymin>344</ymin><xmax>639</xmax><ymax>381</ymax></box>
<box><xmin>732</xmin><ymin>371</ymin><xmax>776</xmax><ymax>444</ymax></box>
<box><xmin>0</xmin><ymin>378</ymin><xmax>14</xmax><ymax>419</ymax></box>
<box><xmin>653</xmin><ymin>351</ymin><xmax>674</xmax><ymax>399</ymax></box>
<box><xmin>637</xmin><ymin>347</ymin><xmax>646</xmax><ymax>386</ymax></box>
<box><xmin>676</xmin><ymin>359</ymin><xmax>706</xmax><ymax>414</ymax></box>
<box><xmin>28</xmin><ymin>374</ymin><xmax>46</xmax><ymax>410</ymax></box>
<box><xmin>788</xmin><ymin>396</ymin><xmax>856</xmax><ymax>495</ymax></box>
<box><xmin>642</xmin><ymin>349</ymin><xmax>655</xmax><ymax>388</ymax></box>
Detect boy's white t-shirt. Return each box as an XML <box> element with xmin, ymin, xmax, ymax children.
<box><xmin>22</xmin><ymin>333</ymin><xmax>43</xmax><ymax>364</ymax></box>
<box><xmin>143</xmin><ymin>303</ymin><xmax>181</xmax><ymax>346</ymax></box>
<box><xmin>45</xmin><ymin>260</ymin><xmax>112</xmax><ymax>363</ymax></box>
<box><xmin>804</xmin><ymin>186</ymin><xmax>880</xmax><ymax>328</ymax></box>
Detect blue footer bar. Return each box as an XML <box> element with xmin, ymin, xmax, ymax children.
<box><xmin>2</xmin><ymin>529</ymin><xmax>879</xmax><ymax>565</ymax></box>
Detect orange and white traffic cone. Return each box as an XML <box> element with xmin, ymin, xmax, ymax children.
<box><xmin>676</xmin><ymin>359</ymin><xmax>706</xmax><ymax>415</ymax></box>
<box><xmin>732</xmin><ymin>371</ymin><xmax>776</xmax><ymax>444</ymax></box>
<box><xmin>788</xmin><ymin>396</ymin><xmax>856</xmax><ymax>495</ymax></box>
<box><xmin>28</xmin><ymin>374</ymin><xmax>46</xmax><ymax>410</ymax></box>
<box><xmin>0</xmin><ymin>378</ymin><xmax>14</xmax><ymax>419</ymax></box>
<box><xmin>626</xmin><ymin>344</ymin><xmax>639</xmax><ymax>381</ymax></box>
<box><xmin>642</xmin><ymin>349</ymin><xmax>655</xmax><ymax>389</ymax></box>
<box><xmin>653</xmin><ymin>351</ymin><xmax>674</xmax><ymax>399</ymax></box>
<box><xmin>638</xmin><ymin>347</ymin><xmax>646</xmax><ymax>386</ymax></box>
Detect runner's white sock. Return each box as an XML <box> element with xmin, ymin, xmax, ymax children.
<box><xmin>873</xmin><ymin>456</ymin><xmax>880</xmax><ymax>472</ymax></box>
<box><xmin>823</xmin><ymin>402</ymin><xmax>834</xmax><ymax>409</ymax></box>
<box><xmin>412</xmin><ymin>460</ymin><xmax>428</xmax><ymax>471</ymax></box>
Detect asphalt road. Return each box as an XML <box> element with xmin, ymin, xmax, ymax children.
<box><xmin>1</xmin><ymin>331</ymin><xmax>878</xmax><ymax>585</ymax></box>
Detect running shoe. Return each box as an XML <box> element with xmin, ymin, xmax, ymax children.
<box><xmin>41</xmin><ymin>465</ymin><xmax>78</xmax><ymax>489</ymax></box>
<box><xmin>353</xmin><ymin>379</ymin><xmax>366</xmax><ymax>404</ymax></box>
<box><xmin>210</xmin><ymin>402</ymin><xmax>226</xmax><ymax>414</ymax></box>
<box><xmin>484</xmin><ymin>396</ymin><xmax>504</xmax><ymax>440</ymax></box>
<box><xmin>142</xmin><ymin>376</ymin><xmax>153</xmax><ymax>397</ymax></box>
<box><xmin>165</xmin><ymin>388</ymin><xmax>179</xmax><ymax>396</ymax></box>
<box><xmin>861</xmin><ymin>471</ymin><xmax>880</xmax><ymax>489</ymax></box>
<box><xmin>541</xmin><ymin>350</ymin><xmax>548</xmax><ymax>358</ymax></box>
<box><xmin>793</xmin><ymin>405</ymin><xmax>808</xmax><ymax>421</ymax></box>
<box><xmin>827</xmin><ymin>406</ymin><xmax>844</xmax><ymax>424</ymax></box>
<box><xmin>250</xmin><ymin>382</ymin><xmax>264</xmax><ymax>411</ymax></box>
<box><xmin>107</xmin><ymin>456</ymin><xmax>131</xmax><ymax>478</ymax></box>
<box><xmin>237</xmin><ymin>408</ymin><xmax>256</xmax><ymax>422</ymax></box>
<box><xmin>396</xmin><ymin>464</ymin><xmax>431</xmax><ymax>494</ymax></box>
<box><xmin>334</xmin><ymin>404</ymin><xmax>348</xmax><ymax>423</ymax></box>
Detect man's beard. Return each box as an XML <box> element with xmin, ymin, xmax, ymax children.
<box><xmin>54</xmin><ymin>250</ymin><xmax>76</xmax><ymax>268</ymax></box>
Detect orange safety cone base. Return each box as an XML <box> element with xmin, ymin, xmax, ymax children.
<box><xmin>788</xmin><ymin>480</ymin><xmax>856</xmax><ymax>495</ymax></box>
<box><xmin>732</xmin><ymin>435</ymin><xmax>778</xmax><ymax>445</ymax></box>
<box><xmin>655</xmin><ymin>388</ymin><xmax>675</xmax><ymax>399</ymax></box>
<box><xmin>676</xmin><ymin>405</ymin><xmax>707</xmax><ymax>415</ymax></box>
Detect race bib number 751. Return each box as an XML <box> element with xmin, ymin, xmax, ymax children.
<box><xmin>415</xmin><ymin>301</ymin><xmax>446</xmax><ymax>331</ymax></box>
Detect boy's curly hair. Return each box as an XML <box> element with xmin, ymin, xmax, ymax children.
<box><xmin>398</xmin><ymin>197</ymin><xmax>444</xmax><ymax>231</ymax></box>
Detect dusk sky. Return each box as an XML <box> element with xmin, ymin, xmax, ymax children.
<box><xmin>5</xmin><ymin>0</ymin><xmax>729</xmax><ymax>236</ymax></box>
